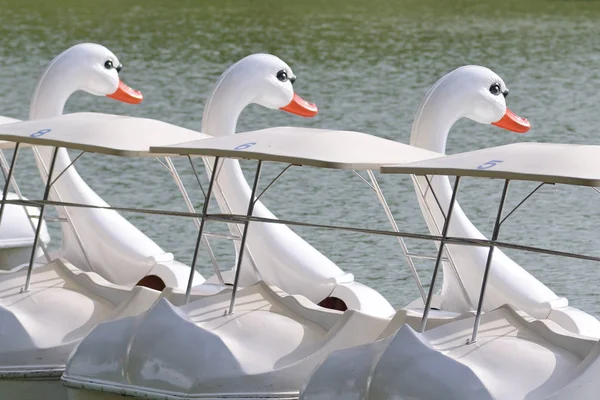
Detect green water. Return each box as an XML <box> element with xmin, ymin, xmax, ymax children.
<box><xmin>1</xmin><ymin>0</ymin><xmax>600</xmax><ymax>312</ymax></box>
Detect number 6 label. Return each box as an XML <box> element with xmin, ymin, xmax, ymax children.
<box><xmin>234</xmin><ymin>142</ymin><xmax>256</xmax><ymax>150</ymax></box>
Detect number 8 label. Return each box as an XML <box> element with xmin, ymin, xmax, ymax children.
<box><xmin>29</xmin><ymin>129</ymin><xmax>51</xmax><ymax>138</ymax></box>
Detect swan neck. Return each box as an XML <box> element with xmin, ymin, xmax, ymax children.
<box><xmin>29</xmin><ymin>67</ymin><xmax>77</xmax><ymax>120</ymax></box>
<box><xmin>201</xmin><ymin>69</ymin><xmax>255</xmax><ymax>136</ymax></box>
<box><xmin>410</xmin><ymin>96</ymin><xmax>462</xmax><ymax>154</ymax></box>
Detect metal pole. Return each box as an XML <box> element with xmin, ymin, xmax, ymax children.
<box><xmin>32</xmin><ymin>146</ymin><xmax>94</xmax><ymax>271</ymax></box>
<box><xmin>228</xmin><ymin>160</ymin><xmax>263</xmax><ymax>315</ymax></box>
<box><xmin>23</xmin><ymin>147</ymin><xmax>59</xmax><ymax>292</ymax></box>
<box><xmin>0</xmin><ymin>148</ymin><xmax>51</xmax><ymax>262</ymax></box>
<box><xmin>48</xmin><ymin>151</ymin><xmax>85</xmax><ymax>188</ymax></box>
<box><xmin>366</xmin><ymin>170</ymin><xmax>427</xmax><ymax>303</ymax></box>
<box><xmin>184</xmin><ymin>157</ymin><xmax>221</xmax><ymax>303</ymax></box>
<box><xmin>0</xmin><ymin>143</ymin><xmax>20</xmax><ymax>228</ymax></box>
<box><xmin>413</xmin><ymin>174</ymin><xmax>471</xmax><ymax>307</ymax></box>
<box><xmin>467</xmin><ymin>179</ymin><xmax>511</xmax><ymax>344</ymax></box>
<box><xmin>165</xmin><ymin>157</ymin><xmax>224</xmax><ymax>286</ymax></box>
<box><xmin>420</xmin><ymin>176</ymin><xmax>461</xmax><ymax>333</ymax></box>
<box><xmin>201</xmin><ymin>157</ymin><xmax>260</xmax><ymax>278</ymax></box>
<box><xmin>253</xmin><ymin>164</ymin><xmax>292</xmax><ymax>204</ymax></box>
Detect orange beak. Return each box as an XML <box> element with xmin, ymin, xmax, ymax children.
<box><xmin>106</xmin><ymin>80</ymin><xmax>144</xmax><ymax>104</ymax></box>
<box><xmin>280</xmin><ymin>93</ymin><xmax>318</xmax><ymax>117</ymax></box>
<box><xmin>492</xmin><ymin>107</ymin><xmax>530</xmax><ymax>133</ymax></box>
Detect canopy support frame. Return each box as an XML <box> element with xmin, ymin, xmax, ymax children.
<box><xmin>423</xmin><ymin>175</ymin><xmax>446</xmax><ymax>221</ymax></box>
<box><xmin>413</xmin><ymin>174</ymin><xmax>472</xmax><ymax>309</ymax></box>
<box><xmin>351</xmin><ymin>170</ymin><xmax>377</xmax><ymax>192</ymax></box>
<box><xmin>32</xmin><ymin>146</ymin><xmax>94</xmax><ymax>272</ymax></box>
<box><xmin>467</xmin><ymin>179</ymin><xmax>510</xmax><ymax>344</ymax></box>
<box><xmin>187</xmin><ymin>155</ymin><xmax>207</xmax><ymax>199</ymax></box>
<box><xmin>24</xmin><ymin>147</ymin><xmax>59</xmax><ymax>292</ymax></box>
<box><xmin>253</xmin><ymin>164</ymin><xmax>293</xmax><ymax>204</ymax></box>
<box><xmin>201</xmin><ymin>157</ymin><xmax>261</xmax><ymax>279</ymax></box>
<box><xmin>184</xmin><ymin>157</ymin><xmax>221</xmax><ymax>303</ymax></box>
<box><xmin>0</xmin><ymin>144</ymin><xmax>20</xmax><ymax>234</ymax></box>
<box><xmin>0</xmin><ymin>148</ymin><xmax>51</xmax><ymax>262</ymax></box>
<box><xmin>365</xmin><ymin>170</ymin><xmax>427</xmax><ymax>304</ymax></box>
<box><xmin>48</xmin><ymin>151</ymin><xmax>85</xmax><ymax>187</ymax></box>
<box><xmin>420</xmin><ymin>176</ymin><xmax>461</xmax><ymax>333</ymax></box>
<box><xmin>164</xmin><ymin>157</ymin><xmax>224</xmax><ymax>286</ymax></box>
<box><xmin>499</xmin><ymin>182</ymin><xmax>548</xmax><ymax>227</ymax></box>
<box><xmin>228</xmin><ymin>160</ymin><xmax>263</xmax><ymax>315</ymax></box>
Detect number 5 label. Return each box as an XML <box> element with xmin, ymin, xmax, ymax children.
<box><xmin>477</xmin><ymin>159</ymin><xmax>503</xmax><ymax>170</ymax></box>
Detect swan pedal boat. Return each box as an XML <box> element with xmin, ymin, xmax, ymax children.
<box><xmin>0</xmin><ymin>42</ymin><xmax>147</xmax><ymax>274</ymax></box>
<box><xmin>301</xmin><ymin>142</ymin><xmax>600</xmax><ymax>400</ymax></box>
<box><xmin>405</xmin><ymin>65</ymin><xmax>600</xmax><ymax>338</ymax></box>
<box><xmin>61</xmin><ymin>131</ymin><xmax>600</xmax><ymax>399</ymax></box>
<box><xmin>0</xmin><ymin>113</ymin><xmax>222</xmax><ymax>399</ymax></box>
<box><xmin>0</xmin><ymin>43</ymin><xmax>203</xmax><ymax>289</ymax></box>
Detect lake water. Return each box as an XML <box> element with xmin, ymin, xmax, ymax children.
<box><xmin>1</xmin><ymin>0</ymin><xmax>599</xmax><ymax>314</ymax></box>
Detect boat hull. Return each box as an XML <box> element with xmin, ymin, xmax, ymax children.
<box><xmin>0</xmin><ymin>373</ymin><xmax>66</xmax><ymax>400</ymax></box>
<box><xmin>65</xmin><ymin>383</ymin><xmax>299</xmax><ymax>400</ymax></box>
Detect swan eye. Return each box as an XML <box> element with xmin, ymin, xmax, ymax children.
<box><xmin>104</xmin><ymin>60</ymin><xmax>114</xmax><ymax>70</ymax></box>
<box><xmin>489</xmin><ymin>83</ymin><xmax>502</xmax><ymax>96</ymax></box>
<box><xmin>276</xmin><ymin>70</ymin><xmax>289</xmax><ymax>82</ymax></box>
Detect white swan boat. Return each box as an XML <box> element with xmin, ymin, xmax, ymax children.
<box><xmin>407</xmin><ymin>65</ymin><xmax>600</xmax><ymax>336</ymax></box>
<box><xmin>13</xmin><ymin>43</ymin><xmax>203</xmax><ymax>289</ymax></box>
<box><xmin>301</xmin><ymin>142</ymin><xmax>600</xmax><ymax>400</ymax></box>
<box><xmin>0</xmin><ymin>43</ymin><xmax>196</xmax><ymax>286</ymax></box>
<box><xmin>0</xmin><ymin>43</ymin><xmax>212</xmax><ymax>398</ymax></box>
<box><xmin>196</xmin><ymin>53</ymin><xmax>393</xmax><ymax>316</ymax></box>
<box><xmin>0</xmin><ymin>113</ymin><xmax>216</xmax><ymax>399</ymax></box>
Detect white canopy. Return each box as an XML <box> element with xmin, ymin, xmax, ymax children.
<box><xmin>381</xmin><ymin>142</ymin><xmax>600</xmax><ymax>187</ymax></box>
<box><xmin>0</xmin><ymin>141</ymin><xmax>29</xmax><ymax>150</ymax></box>
<box><xmin>0</xmin><ymin>112</ymin><xmax>209</xmax><ymax>156</ymax></box>
<box><xmin>0</xmin><ymin>115</ymin><xmax>27</xmax><ymax>150</ymax></box>
<box><xmin>150</xmin><ymin>127</ymin><xmax>441</xmax><ymax>170</ymax></box>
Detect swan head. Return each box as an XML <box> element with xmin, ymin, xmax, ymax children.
<box><xmin>33</xmin><ymin>43</ymin><xmax>143</xmax><ymax>107</ymax></box>
<box><xmin>209</xmin><ymin>53</ymin><xmax>318</xmax><ymax>118</ymax></box>
<box><xmin>446</xmin><ymin>65</ymin><xmax>530</xmax><ymax>133</ymax></box>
